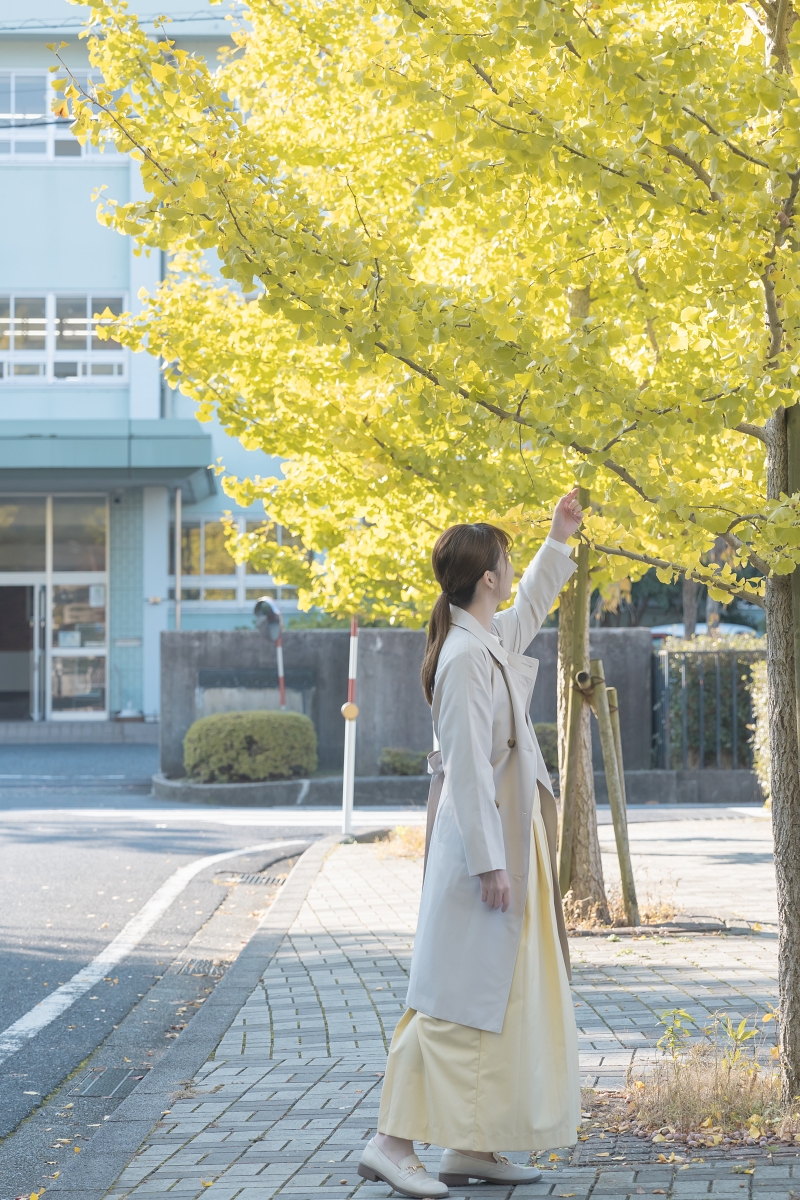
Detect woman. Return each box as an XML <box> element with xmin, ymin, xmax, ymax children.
<box><xmin>358</xmin><ymin>490</ymin><xmax>585</xmax><ymax>1198</ymax></box>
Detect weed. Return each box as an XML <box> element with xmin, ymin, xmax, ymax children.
<box><xmin>626</xmin><ymin>1008</ymin><xmax>800</xmax><ymax>1145</ymax></box>
<box><xmin>373</xmin><ymin>825</ymin><xmax>426</xmax><ymax>860</ymax></box>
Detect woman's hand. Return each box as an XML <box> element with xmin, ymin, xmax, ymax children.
<box><xmin>549</xmin><ymin>487</ymin><xmax>584</xmax><ymax>544</ymax></box>
<box><xmin>478</xmin><ymin>868</ymin><xmax>511</xmax><ymax>912</ymax></box>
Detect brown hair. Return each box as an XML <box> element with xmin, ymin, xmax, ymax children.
<box><xmin>421</xmin><ymin>523</ymin><xmax>512</xmax><ymax>705</ymax></box>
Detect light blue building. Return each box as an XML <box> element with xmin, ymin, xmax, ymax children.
<box><xmin>0</xmin><ymin>0</ymin><xmax>291</xmax><ymax>725</ymax></box>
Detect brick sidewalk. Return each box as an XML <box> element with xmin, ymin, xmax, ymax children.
<box><xmin>104</xmin><ymin>840</ymin><xmax>798</xmax><ymax>1200</ymax></box>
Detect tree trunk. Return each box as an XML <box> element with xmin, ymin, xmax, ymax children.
<box><xmin>765</xmin><ymin>406</ymin><xmax>800</xmax><ymax>1103</ymax></box>
<box><xmin>557</xmin><ymin>572</ymin><xmax>608</xmax><ymax>921</ymax></box>
<box><xmin>682</xmin><ymin>578</ymin><xmax>698</xmax><ymax>638</ymax></box>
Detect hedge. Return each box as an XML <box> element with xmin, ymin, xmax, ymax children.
<box><xmin>533</xmin><ymin>723</ymin><xmax>558</xmax><ymax>773</ymax></box>
<box><xmin>379</xmin><ymin>747</ymin><xmax>429</xmax><ymax>776</ymax></box>
<box><xmin>184</xmin><ymin>710</ymin><xmax>317</xmax><ymax>783</ymax></box>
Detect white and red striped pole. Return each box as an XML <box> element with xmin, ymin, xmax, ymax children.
<box><xmin>341</xmin><ymin>617</ymin><xmax>359</xmax><ymax>836</ymax></box>
<box><xmin>275</xmin><ymin>618</ymin><xmax>286</xmax><ymax>710</ymax></box>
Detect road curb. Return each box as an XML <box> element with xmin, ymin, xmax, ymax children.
<box><xmin>42</xmin><ymin>832</ymin><xmax>362</xmax><ymax>1200</ymax></box>
<box><xmin>152</xmin><ymin>771</ymin><xmax>429</xmax><ymax>806</ymax></box>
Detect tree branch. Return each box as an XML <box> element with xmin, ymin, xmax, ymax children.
<box><xmin>682</xmin><ymin>107</ymin><xmax>770</xmax><ymax>169</ymax></box>
<box><xmin>664</xmin><ymin>143</ymin><xmax>722</xmax><ymax>201</ymax></box>
<box><xmin>735</xmin><ymin>421</ymin><xmax>768</xmax><ymax>441</ymax></box>
<box><xmin>721</xmin><ymin>530</ymin><xmax>771</xmax><ymax>576</ymax></box>
<box><xmin>589</xmin><ymin>540</ymin><xmax>766</xmax><ymax>604</ymax></box>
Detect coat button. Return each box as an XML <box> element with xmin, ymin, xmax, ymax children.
<box><xmin>507</xmin><ymin>738</ymin><xmax>516</xmax><ymax>748</ymax></box>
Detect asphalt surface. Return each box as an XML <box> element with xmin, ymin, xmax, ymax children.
<box><xmin>0</xmin><ymin>746</ymin><xmax>342</xmax><ymax>1200</ymax></box>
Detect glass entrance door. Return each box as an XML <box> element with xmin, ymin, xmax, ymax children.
<box><xmin>0</xmin><ymin>495</ymin><xmax>108</xmax><ymax>720</ymax></box>
<box><xmin>0</xmin><ymin>586</ymin><xmax>34</xmax><ymax>719</ymax></box>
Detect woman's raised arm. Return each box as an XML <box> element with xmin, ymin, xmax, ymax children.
<box><xmin>492</xmin><ymin>490</ymin><xmax>583</xmax><ymax>653</ymax></box>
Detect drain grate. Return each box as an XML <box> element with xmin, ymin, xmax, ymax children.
<box><xmin>217</xmin><ymin>872</ymin><xmax>287</xmax><ymax>886</ymax></box>
<box><xmin>174</xmin><ymin>958</ymin><xmax>231</xmax><ymax>977</ymax></box>
<box><xmin>71</xmin><ymin>1066</ymin><xmax>150</xmax><ymax>1099</ymax></box>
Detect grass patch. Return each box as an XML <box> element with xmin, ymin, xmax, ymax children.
<box><xmin>374</xmin><ymin>825</ymin><xmax>426</xmax><ymax>860</ymax></box>
<box><xmin>564</xmin><ymin>873</ymin><xmax>679</xmax><ymax>930</ymax></box>
<box><xmin>623</xmin><ymin>1008</ymin><xmax>800</xmax><ymax>1147</ymax></box>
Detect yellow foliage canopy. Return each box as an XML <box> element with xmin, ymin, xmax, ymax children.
<box><xmin>56</xmin><ymin>0</ymin><xmax>800</xmax><ymax>620</ymax></box>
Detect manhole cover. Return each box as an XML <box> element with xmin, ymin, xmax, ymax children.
<box><xmin>174</xmin><ymin>959</ymin><xmax>230</xmax><ymax>977</ymax></box>
<box><xmin>217</xmin><ymin>872</ymin><xmax>287</xmax><ymax>886</ymax></box>
<box><xmin>71</xmin><ymin>1067</ymin><xmax>150</xmax><ymax>1099</ymax></box>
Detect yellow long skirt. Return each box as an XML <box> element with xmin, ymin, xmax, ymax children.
<box><xmin>377</xmin><ymin>814</ymin><xmax>581</xmax><ymax>1151</ymax></box>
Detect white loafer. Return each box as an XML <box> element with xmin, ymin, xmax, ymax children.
<box><xmin>439</xmin><ymin>1149</ymin><xmax>543</xmax><ymax>1185</ymax></box>
<box><xmin>358</xmin><ymin>1138</ymin><xmax>449</xmax><ymax>1198</ymax></box>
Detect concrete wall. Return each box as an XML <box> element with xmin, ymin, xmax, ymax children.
<box><xmin>160</xmin><ymin>626</ymin><xmax>655</xmax><ymax>779</ymax></box>
<box><xmin>527</xmin><ymin>628</ymin><xmax>654</xmax><ymax>771</ymax></box>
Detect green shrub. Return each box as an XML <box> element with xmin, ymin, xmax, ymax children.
<box><xmin>379</xmin><ymin>747</ymin><xmax>429</xmax><ymax>776</ymax></box>
<box><xmin>184</xmin><ymin>711</ymin><xmax>317</xmax><ymax>783</ymax></box>
<box><xmin>534</xmin><ymin>722</ymin><xmax>559</xmax><ymax>773</ymax></box>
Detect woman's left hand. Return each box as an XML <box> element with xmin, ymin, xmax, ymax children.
<box><xmin>549</xmin><ymin>488</ymin><xmax>584</xmax><ymax>543</ymax></box>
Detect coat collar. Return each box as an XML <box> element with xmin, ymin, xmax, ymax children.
<box><xmin>449</xmin><ymin>604</ymin><xmax>509</xmax><ymax>665</ymax></box>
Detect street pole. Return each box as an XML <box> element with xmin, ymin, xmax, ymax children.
<box><xmin>275</xmin><ymin>611</ymin><xmax>286</xmax><ymax>710</ymax></box>
<box><xmin>174</xmin><ymin>487</ymin><xmax>182</xmax><ymax>633</ymax></box>
<box><xmin>341</xmin><ymin>617</ymin><xmax>359</xmax><ymax>836</ymax></box>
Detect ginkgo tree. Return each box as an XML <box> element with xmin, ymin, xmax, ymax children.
<box><xmin>58</xmin><ymin>0</ymin><xmax>800</xmax><ymax>1096</ymax></box>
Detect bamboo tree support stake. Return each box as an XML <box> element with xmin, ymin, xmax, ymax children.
<box><xmin>589</xmin><ymin>659</ymin><xmax>639</xmax><ymax>927</ymax></box>
<box><xmin>607</xmin><ymin>686</ymin><xmax>627</xmax><ymax>809</ymax></box>
<box><xmin>557</xmin><ymin>489</ymin><xmax>591</xmax><ymax>895</ymax></box>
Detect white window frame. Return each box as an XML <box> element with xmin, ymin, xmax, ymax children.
<box><xmin>0</xmin><ymin>292</ymin><xmax>128</xmax><ymax>385</ymax></box>
<box><xmin>168</xmin><ymin>514</ymin><xmax>300</xmax><ymax>611</ymax></box>
<box><xmin>0</xmin><ymin>70</ymin><xmax>120</xmax><ymax>163</ymax></box>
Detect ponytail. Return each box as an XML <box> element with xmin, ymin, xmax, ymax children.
<box><xmin>420</xmin><ymin>522</ymin><xmax>512</xmax><ymax>706</ymax></box>
<box><xmin>421</xmin><ymin>593</ymin><xmax>452</xmax><ymax>705</ymax></box>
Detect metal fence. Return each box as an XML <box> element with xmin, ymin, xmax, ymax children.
<box><xmin>652</xmin><ymin>647</ymin><xmax>766</xmax><ymax>770</ymax></box>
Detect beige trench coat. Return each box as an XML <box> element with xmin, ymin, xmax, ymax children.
<box><xmin>405</xmin><ymin>542</ymin><xmax>577</xmax><ymax>1033</ymax></box>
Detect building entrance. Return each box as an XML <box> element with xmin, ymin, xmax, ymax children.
<box><xmin>0</xmin><ymin>586</ymin><xmax>35</xmax><ymax>719</ymax></box>
<box><xmin>0</xmin><ymin>496</ymin><xmax>108</xmax><ymax>720</ymax></box>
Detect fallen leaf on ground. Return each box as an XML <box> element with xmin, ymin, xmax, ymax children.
<box><xmin>73</xmin><ymin>1147</ymin><xmax>81</xmax><ymax>1154</ymax></box>
<box><xmin>549</xmin><ymin>1153</ymin><xmax>562</xmax><ymax>1161</ymax></box>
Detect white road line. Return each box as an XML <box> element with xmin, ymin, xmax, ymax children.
<box><xmin>0</xmin><ymin>838</ymin><xmax>309</xmax><ymax>1066</ymax></box>
<box><xmin>0</xmin><ymin>807</ymin><xmax>427</xmax><ymax>827</ymax></box>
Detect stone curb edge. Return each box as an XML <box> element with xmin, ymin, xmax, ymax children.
<box><xmin>43</xmin><ymin>830</ymin><xmax>386</xmax><ymax>1200</ymax></box>
<box><xmin>152</xmin><ymin>771</ymin><xmax>429</xmax><ymax>806</ymax></box>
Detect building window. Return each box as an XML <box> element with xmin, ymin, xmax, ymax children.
<box><xmin>168</xmin><ymin>516</ymin><xmax>301</xmax><ymax>605</ymax></box>
<box><xmin>0</xmin><ymin>294</ymin><xmax>126</xmax><ymax>384</ymax></box>
<box><xmin>0</xmin><ymin>71</ymin><xmax>119</xmax><ymax>161</ymax></box>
